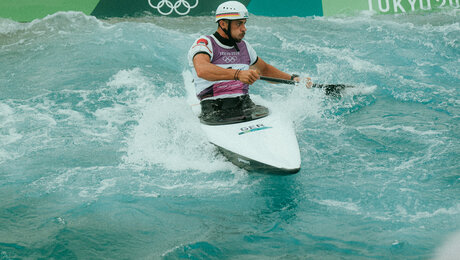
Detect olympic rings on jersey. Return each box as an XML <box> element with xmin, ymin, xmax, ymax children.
<box><xmin>222</xmin><ymin>56</ymin><xmax>238</xmax><ymax>63</ymax></box>
<box><xmin>148</xmin><ymin>0</ymin><xmax>199</xmax><ymax>16</ymax></box>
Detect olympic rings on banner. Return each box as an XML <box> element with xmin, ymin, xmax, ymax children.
<box><xmin>148</xmin><ymin>0</ymin><xmax>199</xmax><ymax>16</ymax></box>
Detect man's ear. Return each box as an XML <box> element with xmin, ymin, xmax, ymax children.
<box><xmin>218</xmin><ymin>20</ymin><xmax>228</xmax><ymax>30</ymax></box>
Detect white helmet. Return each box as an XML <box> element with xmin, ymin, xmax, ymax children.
<box><xmin>215</xmin><ymin>1</ymin><xmax>249</xmax><ymax>22</ymax></box>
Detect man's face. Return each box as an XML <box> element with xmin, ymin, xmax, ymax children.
<box><xmin>229</xmin><ymin>19</ymin><xmax>247</xmax><ymax>42</ymax></box>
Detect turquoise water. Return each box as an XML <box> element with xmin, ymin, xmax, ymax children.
<box><xmin>1</xmin><ymin>10</ymin><xmax>459</xmax><ymax>259</ymax></box>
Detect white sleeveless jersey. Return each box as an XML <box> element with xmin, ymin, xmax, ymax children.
<box><xmin>188</xmin><ymin>34</ymin><xmax>258</xmax><ymax>100</ymax></box>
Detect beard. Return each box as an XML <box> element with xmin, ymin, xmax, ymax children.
<box><xmin>233</xmin><ymin>33</ymin><xmax>245</xmax><ymax>42</ymax></box>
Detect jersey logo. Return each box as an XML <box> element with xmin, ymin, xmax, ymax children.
<box><xmin>223</xmin><ymin>55</ymin><xmax>238</xmax><ymax>63</ymax></box>
<box><xmin>197</xmin><ymin>38</ymin><xmax>208</xmax><ymax>45</ymax></box>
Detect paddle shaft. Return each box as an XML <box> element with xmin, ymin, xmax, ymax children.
<box><xmin>260</xmin><ymin>76</ymin><xmax>322</xmax><ymax>88</ymax></box>
<box><xmin>259</xmin><ymin>76</ymin><xmax>353</xmax><ymax>97</ymax></box>
<box><xmin>260</xmin><ymin>76</ymin><xmax>296</xmax><ymax>85</ymax></box>
<box><xmin>260</xmin><ymin>76</ymin><xmax>324</xmax><ymax>89</ymax></box>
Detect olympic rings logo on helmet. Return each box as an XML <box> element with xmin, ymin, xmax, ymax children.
<box><xmin>148</xmin><ymin>0</ymin><xmax>199</xmax><ymax>16</ymax></box>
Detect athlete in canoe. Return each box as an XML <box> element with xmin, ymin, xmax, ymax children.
<box><xmin>188</xmin><ymin>1</ymin><xmax>311</xmax><ymax>125</ymax></box>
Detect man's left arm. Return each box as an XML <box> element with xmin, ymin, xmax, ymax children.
<box><xmin>251</xmin><ymin>57</ymin><xmax>313</xmax><ymax>87</ymax></box>
<box><xmin>251</xmin><ymin>57</ymin><xmax>292</xmax><ymax>80</ymax></box>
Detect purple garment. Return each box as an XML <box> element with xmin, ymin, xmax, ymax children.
<box><xmin>197</xmin><ymin>36</ymin><xmax>252</xmax><ymax>100</ymax></box>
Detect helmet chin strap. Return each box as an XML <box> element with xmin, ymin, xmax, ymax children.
<box><xmin>219</xmin><ymin>20</ymin><xmax>240</xmax><ymax>52</ymax></box>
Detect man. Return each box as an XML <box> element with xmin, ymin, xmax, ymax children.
<box><xmin>188</xmin><ymin>1</ymin><xmax>307</xmax><ymax>125</ymax></box>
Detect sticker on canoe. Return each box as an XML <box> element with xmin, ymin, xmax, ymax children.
<box><xmin>238</xmin><ymin>124</ymin><xmax>272</xmax><ymax>135</ymax></box>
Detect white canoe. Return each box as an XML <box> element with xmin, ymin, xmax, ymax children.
<box><xmin>183</xmin><ymin>71</ymin><xmax>301</xmax><ymax>174</ymax></box>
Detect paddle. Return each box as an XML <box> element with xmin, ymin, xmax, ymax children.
<box><xmin>259</xmin><ymin>76</ymin><xmax>353</xmax><ymax>97</ymax></box>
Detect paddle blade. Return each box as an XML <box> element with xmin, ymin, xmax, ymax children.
<box><xmin>312</xmin><ymin>84</ymin><xmax>353</xmax><ymax>97</ymax></box>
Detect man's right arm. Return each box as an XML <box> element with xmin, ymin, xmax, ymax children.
<box><xmin>193</xmin><ymin>53</ymin><xmax>235</xmax><ymax>81</ymax></box>
<box><xmin>193</xmin><ymin>53</ymin><xmax>260</xmax><ymax>85</ymax></box>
